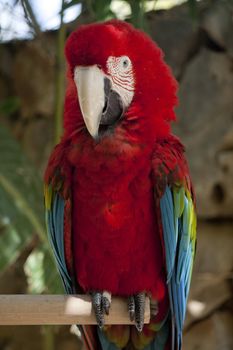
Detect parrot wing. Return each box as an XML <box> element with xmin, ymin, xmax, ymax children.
<box><xmin>44</xmin><ymin>186</ymin><xmax>73</xmax><ymax>293</ymax></box>
<box><xmin>44</xmin><ymin>141</ymin><xmax>101</xmax><ymax>350</ymax></box>
<box><xmin>152</xmin><ymin>135</ymin><xmax>197</xmax><ymax>350</ymax></box>
<box><xmin>44</xmin><ymin>140</ymin><xmax>74</xmax><ymax>294</ymax></box>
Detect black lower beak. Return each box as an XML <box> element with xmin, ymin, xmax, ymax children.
<box><xmin>98</xmin><ymin>78</ymin><xmax>124</xmax><ymax>138</ymax></box>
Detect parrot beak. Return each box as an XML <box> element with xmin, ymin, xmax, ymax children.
<box><xmin>74</xmin><ymin>65</ymin><xmax>105</xmax><ymax>139</ymax></box>
<box><xmin>74</xmin><ymin>65</ymin><xmax>124</xmax><ymax>140</ymax></box>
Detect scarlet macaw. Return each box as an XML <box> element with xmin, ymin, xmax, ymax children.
<box><xmin>44</xmin><ymin>20</ymin><xmax>196</xmax><ymax>350</ymax></box>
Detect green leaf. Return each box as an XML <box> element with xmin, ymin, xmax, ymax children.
<box><xmin>0</xmin><ymin>125</ymin><xmax>61</xmax><ymax>293</ymax></box>
<box><xmin>82</xmin><ymin>0</ymin><xmax>115</xmax><ymax>21</ymax></box>
<box><xmin>123</xmin><ymin>0</ymin><xmax>149</xmax><ymax>32</ymax></box>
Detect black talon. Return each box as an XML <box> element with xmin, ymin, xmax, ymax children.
<box><xmin>135</xmin><ymin>292</ymin><xmax>145</xmax><ymax>332</ymax></box>
<box><xmin>92</xmin><ymin>292</ymin><xmax>104</xmax><ymax>329</ymax></box>
<box><xmin>103</xmin><ymin>296</ymin><xmax>111</xmax><ymax>315</ymax></box>
<box><xmin>128</xmin><ymin>292</ymin><xmax>146</xmax><ymax>332</ymax></box>
<box><xmin>91</xmin><ymin>291</ymin><xmax>112</xmax><ymax>328</ymax></box>
<box><xmin>128</xmin><ymin>295</ymin><xmax>135</xmax><ymax>321</ymax></box>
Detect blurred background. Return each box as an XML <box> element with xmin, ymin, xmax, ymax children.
<box><xmin>0</xmin><ymin>0</ymin><xmax>232</xmax><ymax>349</ymax></box>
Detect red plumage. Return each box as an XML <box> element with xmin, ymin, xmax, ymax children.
<box><xmin>64</xmin><ymin>20</ymin><xmax>177</xmax><ymax>297</ymax></box>
<box><xmin>44</xmin><ymin>20</ymin><xmax>193</xmax><ymax>349</ymax></box>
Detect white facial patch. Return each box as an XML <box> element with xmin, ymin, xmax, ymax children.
<box><xmin>106</xmin><ymin>56</ymin><xmax>135</xmax><ymax>109</ymax></box>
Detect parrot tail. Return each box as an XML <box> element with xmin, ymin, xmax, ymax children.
<box><xmin>95</xmin><ymin>313</ymin><xmax>170</xmax><ymax>350</ymax></box>
<box><xmin>81</xmin><ymin>326</ymin><xmax>102</xmax><ymax>350</ymax></box>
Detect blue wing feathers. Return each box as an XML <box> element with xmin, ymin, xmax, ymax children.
<box><xmin>160</xmin><ymin>185</ymin><xmax>196</xmax><ymax>350</ymax></box>
<box><xmin>160</xmin><ymin>187</ymin><xmax>177</xmax><ymax>282</ymax></box>
<box><xmin>54</xmin><ymin>194</ymin><xmax>65</xmax><ymax>261</ymax></box>
<box><xmin>48</xmin><ymin>209</ymin><xmax>69</xmax><ymax>280</ymax></box>
<box><xmin>46</xmin><ymin>192</ymin><xmax>73</xmax><ymax>294</ymax></box>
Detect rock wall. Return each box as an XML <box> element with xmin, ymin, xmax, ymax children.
<box><xmin>148</xmin><ymin>1</ymin><xmax>233</xmax><ymax>219</ymax></box>
<box><xmin>0</xmin><ymin>1</ymin><xmax>232</xmax><ymax>349</ymax></box>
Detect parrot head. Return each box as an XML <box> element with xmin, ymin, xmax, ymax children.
<box><xmin>65</xmin><ymin>20</ymin><xmax>178</xmax><ymax>142</ymax></box>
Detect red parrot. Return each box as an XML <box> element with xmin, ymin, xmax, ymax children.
<box><xmin>44</xmin><ymin>20</ymin><xmax>196</xmax><ymax>350</ymax></box>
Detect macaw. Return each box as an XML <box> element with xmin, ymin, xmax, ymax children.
<box><xmin>44</xmin><ymin>20</ymin><xmax>196</xmax><ymax>350</ymax></box>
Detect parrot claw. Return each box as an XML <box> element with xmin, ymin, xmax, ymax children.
<box><xmin>102</xmin><ymin>291</ymin><xmax>111</xmax><ymax>315</ymax></box>
<box><xmin>128</xmin><ymin>292</ymin><xmax>146</xmax><ymax>332</ymax></box>
<box><xmin>128</xmin><ymin>295</ymin><xmax>135</xmax><ymax>321</ymax></box>
<box><xmin>91</xmin><ymin>291</ymin><xmax>112</xmax><ymax>328</ymax></box>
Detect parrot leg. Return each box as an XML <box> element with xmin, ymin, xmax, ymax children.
<box><xmin>91</xmin><ymin>291</ymin><xmax>112</xmax><ymax>328</ymax></box>
<box><xmin>128</xmin><ymin>292</ymin><xmax>146</xmax><ymax>332</ymax></box>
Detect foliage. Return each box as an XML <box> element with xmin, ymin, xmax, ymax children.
<box><xmin>0</xmin><ymin>125</ymin><xmax>63</xmax><ymax>293</ymax></box>
<box><xmin>125</xmin><ymin>0</ymin><xmax>149</xmax><ymax>31</ymax></box>
<box><xmin>62</xmin><ymin>0</ymin><xmax>198</xmax><ymax>29</ymax></box>
<box><xmin>62</xmin><ymin>0</ymin><xmax>115</xmax><ymax>21</ymax></box>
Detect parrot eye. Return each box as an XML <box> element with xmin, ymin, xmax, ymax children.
<box><xmin>106</xmin><ymin>55</ymin><xmax>134</xmax><ymax>110</ymax></box>
<box><xmin>121</xmin><ymin>56</ymin><xmax>131</xmax><ymax>70</ymax></box>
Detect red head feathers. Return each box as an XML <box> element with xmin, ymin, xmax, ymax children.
<box><xmin>64</xmin><ymin>20</ymin><xmax>178</xmax><ymax>144</ymax></box>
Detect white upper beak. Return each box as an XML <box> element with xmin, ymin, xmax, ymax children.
<box><xmin>74</xmin><ymin>65</ymin><xmax>105</xmax><ymax>139</ymax></box>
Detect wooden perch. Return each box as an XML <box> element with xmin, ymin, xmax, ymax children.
<box><xmin>0</xmin><ymin>295</ymin><xmax>150</xmax><ymax>326</ymax></box>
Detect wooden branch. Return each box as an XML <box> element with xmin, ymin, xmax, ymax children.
<box><xmin>0</xmin><ymin>295</ymin><xmax>150</xmax><ymax>326</ymax></box>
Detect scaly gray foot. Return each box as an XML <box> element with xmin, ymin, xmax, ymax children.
<box><xmin>91</xmin><ymin>291</ymin><xmax>112</xmax><ymax>329</ymax></box>
<box><xmin>128</xmin><ymin>292</ymin><xmax>146</xmax><ymax>332</ymax></box>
